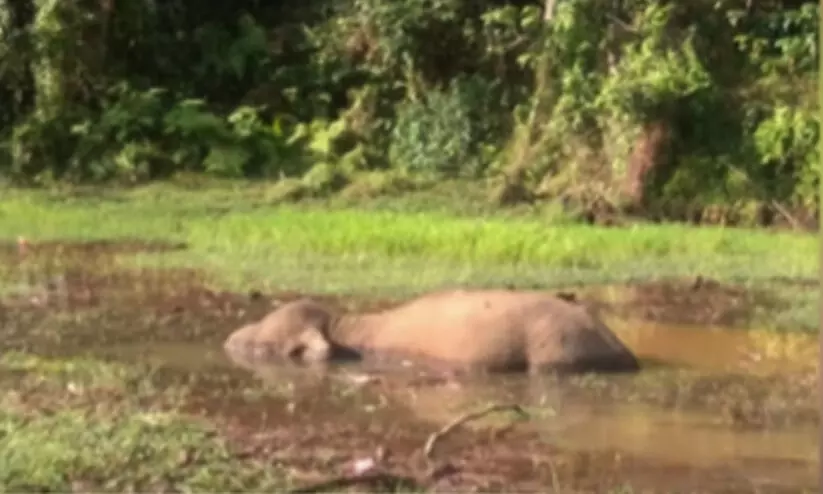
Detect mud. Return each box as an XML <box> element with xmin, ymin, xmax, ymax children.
<box><xmin>580</xmin><ymin>277</ymin><xmax>791</xmax><ymax>328</ymax></box>
<box><xmin>0</xmin><ymin>239</ymin><xmax>819</xmax><ymax>493</ymax></box>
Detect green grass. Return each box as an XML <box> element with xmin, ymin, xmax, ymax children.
<box><xmin>2</xmin><ymin>181</ymin><xmax>816</xmax><ymax>281</ymax></box>
<box><xmin>0</xmin><ymin>351</ymin><xmax>136</xmax><ymax>388</ymax></box>
<box><xmin>0</xmin><ymin>181</ymin><xmax>818</xmax><ymax>331</ymax></box>
<box><xmin>0</xmin><ymin>409</ymin><xmax>288</xmax><ymax>492</ymax></box>
<box><xmin>0</xmin><ymin>351</ymin><xmax>291</xmax><ymax>492</ymax></box>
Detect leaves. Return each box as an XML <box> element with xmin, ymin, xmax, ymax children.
<box><xmin>0</xmin><ymin>0</ymin><xmax>817</xmax><ymax>213</ymax></box>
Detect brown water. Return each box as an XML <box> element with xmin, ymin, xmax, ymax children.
<box><xmin>609</xmin><ymin>317</ymin><xmax>820</xmax><ymax>374</ymax></box>
<box><xmin>99</xmin><ymin>319</ymin><xmax>820</xmax><ymax>490</ymax></box>
<box><xmin>1</xmin><ymin>242</ymin><xmax>817</xmax><ymax>491</ymax></box>
<box><xmin>107</xmin><ymin>317</ymin><xmax>820</xmax><ymax>374</ymax></box>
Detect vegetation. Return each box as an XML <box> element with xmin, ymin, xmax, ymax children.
<box><xmin>0</xmin><ymin>1</ymin><xmax>818</xmax><ymax>490</ymax></box>
<box><xmin>1</xmin><ymin>184</ymin><xmax>817</xmax><ymax>331</ymax></box>
<box><xmin>2</xmin><ymin>184</ymin><xmax>816</xmax><ymax>282</ymax></box>
<box><xmin>0</xmin><ymin>409</ymin><xmax>288</xmax><ymax>492</ymax></box>
<box><xmin>0</xmin><ymin>0</ymin><xmax>818</xmax><ymax>223</ymax></box>
<box><xmin>0</xmin><ymin>183</ymin><xmax>817</xmax><ymax>493</ymax></box>
<box><xmin>0</xmin><ymin>352</ymin><xmax>289</xmax><ymax>492</ymax></box>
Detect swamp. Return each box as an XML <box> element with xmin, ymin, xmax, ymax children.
<box><xmin>0</xmin><ymin>185</ymin><xmax>818</xmax><ymax>493</ymax></box>
<box><xmin>0</xmin><ymin>0</ymin><xmax>819</xmax><ymax>491</ymax></box>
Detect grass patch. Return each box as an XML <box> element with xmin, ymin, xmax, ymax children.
<box><xmin>0</xmin><ymin>351</ymin><xmax>135</xmax><ymax>389</ymax></box>
<box><xmin>0</xmin><ymin>352</ymin><xmax>180</xmax><ymax>414</ymax></box>
<box><xmin>185</xmin><ymin>207</ymin><xmax>812</xmax><ymax>265</ymax></box>
<box><xmin>0</xmin><ymin>408</ymin><xmax>288</xmax><ymax>492</ymax></box>
<box><xmin>0</xmin><ymin>181</ymin><xmax>818</xmax><ymax>329</ymax></box>
<box><xmin>177</xmin><ymin>206</ymin><xmax>814</xmax><ymax>282</ymax></box>
<box><xmin>0</xmin><ymin>352</ymin><xmax>289</xmax><ymax>491</ymax></box>
<box><xmin>766</xmin><ymin>286</ymin><xmax>819</xmax><ymax>333</ymax></box>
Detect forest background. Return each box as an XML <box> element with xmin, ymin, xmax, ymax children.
<box><xmin>0</xmin><ymin>0</ymin><xmax>818</xmax><ymax>225</ymax></box>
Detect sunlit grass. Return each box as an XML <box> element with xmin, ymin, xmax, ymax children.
<box><xmin>0</xmin><ymin>408</ymin><xmax>288</xmax><ymax>492</ymax></box>
<box><xmin>0</xmin><ymin>182</ymin><xmax>818</xmax><ymax>329</ymax></box>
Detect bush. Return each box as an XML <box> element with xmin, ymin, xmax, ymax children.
<box><xmin>7</xmin><ymin>84</ymin><xmax>308</xmax><ymax>183</ymax></box>
<box><xmin>389</xmin><ymin>80</ymin><xmax>484</xmax><ymax>178</ymax></box>
<box><xmin>0</xmin><ymin>0</ymin><xmax>816</xmax><ymax>220</ymax></box>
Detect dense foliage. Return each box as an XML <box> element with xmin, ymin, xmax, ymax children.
<box><xmin>0</xmin><ymin>0</ymin><xmax>818</xmax><ymax>222</ymax></box>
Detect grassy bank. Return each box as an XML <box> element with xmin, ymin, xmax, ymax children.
<box><xmin>2</xmin><ymin>182</ymin><xmax>816</xmax><ymax>274</ymax></box>
<box><xmin>0</xmin><ymin>181</ymin><xmax>818</xmax><ymax>328</ymax></box>
<box><xmin>0</xmin><ymin>409</ymin><xmax>287</xmax><ymax>492</ymax></box>
<box><xmin>0</xmin><ymin>352</ymin><xmax>288</xmax><ymax>492</ymax></box>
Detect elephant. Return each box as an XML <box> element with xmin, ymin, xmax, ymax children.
<box><xmin>223</xmin><ymin>289</ymin><xmax>640</xmax><ymax>375</ymax></box>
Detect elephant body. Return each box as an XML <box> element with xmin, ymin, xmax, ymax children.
<box><xmin>223</xmin><ymin>289</ymin><xmax>640</xmax><ymax>375</ymax></box>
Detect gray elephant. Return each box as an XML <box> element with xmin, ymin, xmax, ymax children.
<box><xmin>224</xmin><ymin>289</ymin><xmax>640</xmax><ymax>375</ymax></box>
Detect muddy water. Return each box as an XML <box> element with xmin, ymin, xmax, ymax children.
<box><xmin>547</xmin><ymin>403</ymin><xmax>814</xmax><ymax>460</ymax></box>
<box><xmin>1</xmin><ymin>242</ymin><xmax>818</xmax><ymax>492</ymax></box>
<box><xmin>98</xmin><ymin>321</ymin><xmax>820</xmax><ymax>491</ymax></box>
<box><xmin>609</xmin><ymin>318</ymin><xmax>820</xmax><ymax>374</ymax></box>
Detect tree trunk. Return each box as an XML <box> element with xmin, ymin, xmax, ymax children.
<box><xmin>543</xmin><ymin>0</ymin><xmax>558</xmax><ymax>21</ymax></box>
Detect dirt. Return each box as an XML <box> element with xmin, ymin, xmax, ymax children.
<box><xmin>166</xmin><ymin>367</ymin><xmax>813</xmax><ymax>494</ymax></box>
<box><xmin>0</xmin><ymin>239</ymin><xmax>819</xmax><ymax>493</ymax></box>
<box><xmin>0</xmin><ymin>248</ymin><xmax>783</xmax><ymax>330</ymax></box>
<box><xmin>581</xmin><ymin>196</ymin><xmax>820</xmax><ymax>233</ymax></box>
<box><xmin>165</xmin><ymin>365</ymin><xmax>815</xmax><ymax>493</ymax></box>
<box><xmin>581</xmin><ymin>277</ymin><xmax>786</xmax><ymax>328</ymax></box>
<box><xmin>214</xmin><ymin>405</ymin><xmax>806</xmax><ymax>494</ymax></box>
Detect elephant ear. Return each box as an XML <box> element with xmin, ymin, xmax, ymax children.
<box><xmin>297</xmin><ymin>326</ymin><xmax>332</xmax><ymax>362</ymax></box>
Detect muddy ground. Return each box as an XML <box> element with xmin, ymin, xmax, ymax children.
<box><xmin>0</xmin><ymin>240</ymin><xmax>819</xmax><ymax>493</ymax></box>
